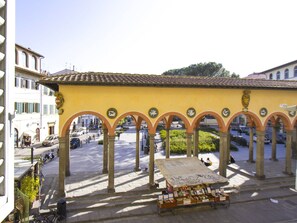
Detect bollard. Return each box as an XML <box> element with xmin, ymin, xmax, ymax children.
<box><xmin>57</xmin><ymin>198</ymin><xmax>67</xmax><ymax>218</ymax></box>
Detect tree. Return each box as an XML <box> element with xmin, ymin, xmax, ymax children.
<box><xmin>162</xmin><ymin>62</ymin><xmax>239</xmax><ymax>78</ymax></box>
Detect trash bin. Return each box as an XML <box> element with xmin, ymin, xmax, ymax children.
<box><xmin>57</xmin><ymin>198</ymin><xmax>67</xmax><ymax>218</ymax></box>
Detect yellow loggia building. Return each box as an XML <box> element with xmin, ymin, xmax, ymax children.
<box><xmin>40</xmin><ymin>72</ymin><xmax>297</xmax><ymax>195</ymax></box>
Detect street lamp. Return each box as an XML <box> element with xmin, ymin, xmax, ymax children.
<box><xmin>280</xmin><ymin>104</ymin><xmax>297</xmax><ymax>190</ymax></box>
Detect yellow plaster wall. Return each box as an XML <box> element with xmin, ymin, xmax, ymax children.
<box><xmin>58</xmin><ymin>85</ymin><xmax>297</xmax><ymax>135</ymax></box>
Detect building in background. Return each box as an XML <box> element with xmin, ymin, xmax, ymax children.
<box><xmin>0</xmin><ymin>0</ymin><xmax>15</xmax><ymax>221</ymax></box>
<box><xmin>245</xmin><ymin>60</ymin><xmax>297</xmax><ymax>80</ymax></box>
<box><xmin>14</xmin><ymin>44</ymin><xmax>59</xmax><ymax>148</ymax></box>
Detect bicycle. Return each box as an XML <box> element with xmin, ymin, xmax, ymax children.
<box><xmin>31</xmin><ymin>209</ymin><xmax>66</xmax><ymax>223</ymax></box>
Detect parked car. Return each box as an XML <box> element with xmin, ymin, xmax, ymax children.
<box><xmin>70</xmin><ymin>137</ymin><xmax>81</xmax><ymax>149</ymax></box>
<box><xmin>42</xmin><ymin>134</ymin><xmax>59</xmax><ymax>146</ymax></box>
<box><xmin>276</xmin><ymin>134</ymin><xmax>286</xmax><ymax>144</ymax></box>
<box><xmin>71</xmin><ymin>129</ymin><xmax>84</xmax><ymax>137</ymax></box>
<box><xmin>253</xmin><ymin>134</ymin><xmax>271</xmax><ymax>144</ymax></box>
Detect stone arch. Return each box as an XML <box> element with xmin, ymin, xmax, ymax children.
<box><xmin>192</xmin><ymin>111</ymin><xmax>225</xmax><ymax>132</ymax></box>
<box><xmin>264</xmin><ymin>112</ymin><xmax>293</xmax><ymax>131</ymax></box>
<box><xmin>113</xmin><ymin>111</ymin><xmax>153</xmax><ymax>134</ymax></box>
<box><xmin>227</xmin><ymin>111</ymin><xmax>263</xmax><ymax>131</ymax></box>
<box><xmin>61</xmin><ymin>111</ymin><xmax>112</xmax><ymax>137</ymax></box>
<box><xmin>154</xmin><ymin>112</ymin><xmax>191</xmax><ymax>133</ymax></box>
<box><xmin>293</xmin><ymin>115</ymin><xmax>297</xmax><ymax>127</ymax></box>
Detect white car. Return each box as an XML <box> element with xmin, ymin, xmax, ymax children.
<box><xmin>42</xmin><ymin>134</ymin><xmax>59</xmax><ymax>146</ymax></box>
<box><xmin>253</xmin><ymin>135</ymin><xmax>270</xmax><ymax>144</ymax></box>
<box><xmin>71</xmin><ymin>130</ymin><xmax>84</xmax><ymax>137</ymax></box>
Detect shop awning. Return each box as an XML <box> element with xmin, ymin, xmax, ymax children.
<box><xmin>20</xmin><ymin>130</ymin><xmax>36</xmax><ymax>138</ymax></box>
<box><xmin>155</xmin><ymin>157</ymin><xmax>228</xmax><ymax>188</ymax></box>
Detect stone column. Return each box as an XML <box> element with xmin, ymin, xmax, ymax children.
<box><xmin>255</xmin><ymin>131</ymin><xmax>265</xmax><ymax>179</ymax></box>
<box><xmin>186</xmin><ymin>133</ymin><xmax>193</xmax><ymax>157</ymax></box>
<box><xmin>58</xmin><ymin>136</ymin><xmax>66</xmax><ymax>197</ymax></box>
<box><xmin>219</xmin><ymin>132</ymin><xmax>228</xmax><ymax>177</ymax></box>
<box><xmin>271</xmin><ymin>126</ymin><xmax>277</xmax><ymax>161</ymax></box>
<box><xmin>226</xmin><ymin>131</ymin><xmax>231</xmax><ymax>165</ymax></box>
<box><xmin>165</xmin><ymin>129</ymin><xmax>170</xmax><ymax>159</ymax></box>
<box><xmin>284</xmin><ymin>130</ymin><xmax>293</xmax><ymax>175</ymax></box>
<box><xmin>193</xmin><ymin>128</ymin><xmax>199</xmax><ymax>158</ymax></box>
<box><xmin>149</xmin><ymin>134</ymin><xmax>155</xmax><ymax>188</ymax></box>
<box><xmin>108</xmin><ymin>135</ymin><xmax>115</xmax><ymax>193</ymax></box>
<box><xmin>294</xmin><ymin>128</ymin><xmax>297</xmax><ymax>190</ymax></box>
<box><xmin>248</xmin><ymin>127</ymin><xmax>254</xmax><ymax>162</ymax></box>
<box><xmin>102</xmin><ymin>127</ymin><xmax>108</xmax><ymax>174</ymax></box>
<box><xmin>65</xmin><ymin>130</ymin><xmax>70</xmax><ymax>176</ymax></box>
<box><xmin>292</xmin><ymin>128</ymin><xmax>297</xmax><ymax>160</ymax></box>
<box><xmin>135</xmin><ymin>128</ymin><xmax>140</xmax><ymax>171</ymax></box>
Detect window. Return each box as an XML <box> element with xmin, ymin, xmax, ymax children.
<box><xmin>31</xmin><ymin>80</ymin><xmax>35</xmax><ymax>89</ymax></box>
<box><xmin>15</xmin><ymin>77</ymin><xmax>20</xmax><ymax>87</ymax></box>
<box><xmin>269</xmin><ymin>73</ymin><xmax>273</xmax><ymax>79</ymax></box>
<box><xmin>284</xmin><ymin>69</ymin><xmax>289</xmax><ymax>79</ymax></box>
<box><xmin>25</xmin><ymin>79</ymin><xmax>30</xmax><ymax>89</ymax></box>
<box><xmin>21</xmin><ymin>78</ymin><xmax>26</xmax><ymax>88</ymax></box>
<box><xmin>294</xmin><ymin>66</ymin><xmax>297</xmax><ymax>77</ymax></box>
<box><xmin>21</xmin><ymin>51</ymin><xmax>28</xmax><ymax>67</ymax></box>
<box><xmin>30</xmin><ymin>55</ymin><xmax>37</xmax><ymax>70</ymax></box>
<box><xmin>28</xmin><ymin>103</ymin><xmax>34</xmax><ymax>113</ymax></box>
<box><xmin>49</xmin><ymin>105</ymin><xmax>55</xmax><ymax>115</ymax></box>
<box><xmin>276</xmin><ymin>71</ymin><xmax>280</xmax><ymax>80</ymax></box>
<box><xmin>15</xmin><ymin>102</ymin><xmax>24</xmax><ymax>114</ymax></box>
<box><xmin>35</xmin><ymin>103</ymin><xmax>40</xmax><ymax>113</ymax></box>
<box><xmin>15</xmin><ymin>49</ymin><xmax>18</xmax><ymax>64</ymax></box>
<box><xmin>43</xmin><ymin>104</ymin><xmax>48</xmax><ymax>115</ymax></box>
<box><xmin>43</xmin><ymin>87</ymin><xmax>49</xmax><ymax>95</ymax></box>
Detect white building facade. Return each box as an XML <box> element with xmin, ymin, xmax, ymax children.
<box><xmin>245</xmin><ymin>60</ymin><xmax>297</xmax><ymax>80</ymax></box>
<box><xmin>264</xmin><ymin>60</ymin><xmax>297</xmax><ymax>80</ymax></box>
<box><xmin>14</xmin><ymin>44</ymin><xmax>59</xmax><ymax>147</ymax></box>
<box><xmin>0</xmin><ymin>0</ymin><xmax>15</xmax><ymax>221</ymax></box>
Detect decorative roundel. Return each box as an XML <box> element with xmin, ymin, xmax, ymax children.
<box><xmin>187</xmin><ymin>107</ymin><xmax>196</xmax><ymax>118</ymax></box>
<box><xmin>259</xmin><ymin>108</ymin><xmax>268</xmax><ymax>117</ymax></box>
<box><xmin>289</xmin><ymin>110</ymin><xmax>296</xmax><ymax>117</ymax></box>
<box><xmin>221</xmin><ymin>108</ymin><xmax>231</xmax><ymax>118</ymax></box>
<box><xmin>148</xmin><ymin>107</ymin><xmax>159</xmax><ymax>118</ymax></box>
<box><xmin>107</xmin><ymin>108</ymin><xmax>117</xmax><ymax>119</ymax></box>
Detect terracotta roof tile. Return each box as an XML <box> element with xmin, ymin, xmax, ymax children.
<box><xmin>38</xmin><ymin>72</ymin><xmax>297</xmax><ymax>92</ymax></box>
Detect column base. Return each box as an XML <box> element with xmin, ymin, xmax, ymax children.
<box><xmin>269</xmin><ymin>158</ymin><xmax>278</xmax><ymax>161</ymax></box>
<box><xmin>134</xmin><ymin>167</ymin><xmax>141</xmax><ymax>172</ymax></box>
<box><xmin>247</xmin><ymin>160</ymin><xmax>255</xmax><ymax>163</ymax></box>
<box><xmin>58</xmin><ymin>190</ymin><xmax>66</xmax><ymax>198</ymax></box>
<box><xmin>108</xmin><ymin>187</ymin><xmax>115</xmax><ymax>193</ymax></box>
<box><xmin>255</xmin><ymin>174</ymin><xmax>266</xmax><ymax>180</ymax></box>
<box><xmin>149</xmin><ymin>183</ymin><xmax>157</xmax><ymax>189</ymax></box>
<box><xmin>66</xmin><ymin>171</ymin><xmax>71</xmax><ymax>177</ymax></box>
<box><xmin>283</xmin><ymin>171</ymin><xmax>294</xmax><ymax>176</ymax></box>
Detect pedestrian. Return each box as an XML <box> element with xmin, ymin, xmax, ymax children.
<box><xmin>200</xmin><ymin>158</ymin><xmax>204</xmax><ymax>164</ymax></box>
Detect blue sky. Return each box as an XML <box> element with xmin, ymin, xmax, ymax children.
<box><xmin>16</xmin><ymin>0</ymin><xmax>297</xmax><ymax>76</ymax></box>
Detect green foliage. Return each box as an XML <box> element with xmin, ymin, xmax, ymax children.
<box><xmin>98</xmin><ymin>139</ymin><xmax>103</xmax><ymax>145</ymax></box>
<box><xmin>162</xmin><ymin>62</ymin><xmax>239</xmax><ymax>78</ymax></box>
<box><xmin>160</xmin><ymin>129</ymin><xmax>239</xmax><ymax>154</ymax></box>
<box><xmin>20</xmin><ymin>175</ymin><xmax>40</xmax><ymax>203</ymax></box>
<box><xmin>231</xmin><ymin>135</ymin><xmax>248</xmax><ymax>147</ymax></box>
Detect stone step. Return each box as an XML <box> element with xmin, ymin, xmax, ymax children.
<box><xmin>238</xmin><ymin>176</ymin><xmax>295</xmax><ymax>192</ymax></box>
<box><xmin>65</xmin><ymin>198</ymin><xmax>158</xmax><ymax>223</ymax></box>
<box><xmin>65</xmin><ymin>191</ymin><xmax>159</xmax><ymax>212</ymax></box>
